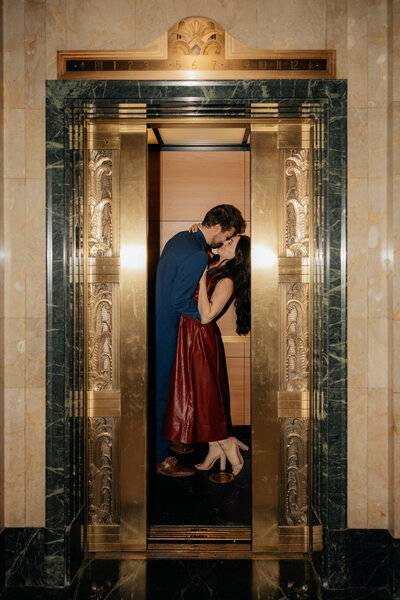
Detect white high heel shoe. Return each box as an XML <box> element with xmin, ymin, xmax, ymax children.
<box><xmin>218</xmin><ymin>437</ymin><xmax>249</xmax><ymax>476</ymax></box>
<box><xmin>195</xmin><ymin>441</ymin><xmax>227</xmax><ymax>471</ymax></box>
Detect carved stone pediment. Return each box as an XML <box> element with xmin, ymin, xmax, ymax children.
<box><xmin>58</xmin><ymin>15</ymin><xmax>335</xmax><ymax>80</ymax></box>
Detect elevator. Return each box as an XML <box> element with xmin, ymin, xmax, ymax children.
<box><xmin>84</xmin><ymin>116</ymin><xmax>317</xmax><ymax>555</ymax></box>
<box><xmin>147</xmin><ymin>134</ymin><xmax>251</xmax><ymax>537</ymax></box>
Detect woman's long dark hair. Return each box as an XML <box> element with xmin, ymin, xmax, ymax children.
<box><xmin>207</xmin><ymin>235</ymin><xmax>250</xmax><ymax>335</ymax></box>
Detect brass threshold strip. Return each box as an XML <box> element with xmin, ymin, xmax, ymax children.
<box><xmin>148</xmin><ymin>526</ymin><xmax>251</xmax><ymax>542</ymax></box>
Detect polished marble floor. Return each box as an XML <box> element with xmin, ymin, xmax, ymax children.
<box><xmin>1</xmin><ymin>558</ymin><xmax>393</xmax><ymax>599</ymax></box>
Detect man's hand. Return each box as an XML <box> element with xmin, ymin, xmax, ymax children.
<box><xmin>189</xmin><ymin>223</ymin><xmax>202</xmax><ymax>232</ymax></box>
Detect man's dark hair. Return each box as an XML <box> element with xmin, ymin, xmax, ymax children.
<box><xmin>202</xmin><ymin>204</ymin><xmax>244</xmax><ymax>234</ymax></box>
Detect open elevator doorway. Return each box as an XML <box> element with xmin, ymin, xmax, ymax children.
<box><xmin>146</xmin><ymin>123</ymin><xmax>252</xmax><ymax>535</ymax></box>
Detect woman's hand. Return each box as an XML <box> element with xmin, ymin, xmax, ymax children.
<box><xmin>199</xmin><ymin>265</ymin><xmax>208</xmax><ymax>284</ymax></box>
<box><xmin>189</xmin><ymin>223</ymin><xmax>201</xmax><ymax>233</ymax></box>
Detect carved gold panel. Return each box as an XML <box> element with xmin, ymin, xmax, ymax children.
<box><xmin>276</xmin><ymin>137</ymin><xmax>311</xmax><ymax>530</ymax></box>
<box><xmin>278</xmin><ymin>283</ymin><xmax>309</xmax><ymax>393</ymax></box>
<box><xmin>87</xmin><ymin>283</ymin><xmax>113</xmax><ymax>392</ymax></box>
<box><xmin>85</xmin><ymin>124</ymin><xmax>122</xmax><ymax>549</ymax></box>
<box><xmin>87</xmin><ymin>149</ymin><xmax>119</xmax><ymax>257</ymax></box>
<box><xmin>281</xmin><ymin>418</ymin><xmax>308</xmax><ymax>526</ymax></box>
<box><xmin>279</xmin><ymin>148</ymin><xmax>310</xmax><ymax>258</ymax></box>
<box><xmin>88</xmin><ymin>416</ymin><xmax>120</xmax><ymax>525</ymax></box>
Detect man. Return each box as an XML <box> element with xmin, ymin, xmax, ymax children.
<box><xmin>155</xmin><ymin>204</ymin><xmax>244</xmax><ymax>476</ymax></box>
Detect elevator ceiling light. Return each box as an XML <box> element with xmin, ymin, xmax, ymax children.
<box><xmin>149</xmin><ymin>127</ymin><xmax>248</xmax><ymax>146</ymax></box>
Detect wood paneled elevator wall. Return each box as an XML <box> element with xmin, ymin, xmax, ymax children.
<box><xmin>148</xmin><ymin>149</ymin><xmax>250</xmax><ymax>425</ymax></box>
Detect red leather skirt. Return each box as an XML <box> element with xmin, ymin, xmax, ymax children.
<box><xmin>162</xmin><ymin>314</ymin><xmax>229</xmax><ymax>444</ymax></box>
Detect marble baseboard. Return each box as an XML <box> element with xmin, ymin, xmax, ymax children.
<box><xmin>2</xmin><ymin>508</ymin><xmax>84</xmax><ymax>590</ymax></box>
<box><xmin>313</xmin><ymin>528</ymin><xmax>400</xmax><ymax>598</ymax></box>
<box><xmin>348</xmin><ymin>529</ymin><xmax>392</xmax><ymax>589</ymax></box>
<box><xmin>0</xmin><ymin>528</ymin><xmax>5</xmax><ymax>596</ymax></box>
<box><xmin>393</xmin><ymin>538</ymin><xmax>400</xmax><ymax>599</ymax></box>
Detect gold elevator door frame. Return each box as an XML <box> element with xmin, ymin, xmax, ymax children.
<box><xmin>86</xmin><ymin>122</ymin><xmax>148</xmax><ymax>552</ymax></box>
<box><xmin>85</xmin><ymin>118</ymin><xmax>316</xmax><ymax>554</ymax></box>
<box><xmin>251</xmin><ymin>121</ymin><xmax>313</xmax><ymax>553</ymax></box>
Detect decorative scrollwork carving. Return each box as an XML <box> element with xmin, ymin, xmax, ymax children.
<box><xmin>89</xmin><ymin>417</ymin><xmax>112</xmax><ymax>525</ymax></box>
<box><xmin>88</xmin><ymin>417</ymin><xmax>114</xmax><ymax>525</ymax></box>
<box><xmin>286</xmin><ymin>283</ymin><xmax>309</xmax><ymax>391</ymax></box>
<box><xmin>284</xmin><ymin>418</ymin><xmax>308</xmax><ymax>525</ymax></box>
<box><xmin>285</xmin><ymin>149</ymin><xmax>310</xmax><ymax>257</ymax></box>
<box><xmin>88</xmin><ymin>150</ymin><xmax>113</xmax><ymax>257</ymax></box>
<box><xmin>168</xmin><ymin>17</ymin><xmax>224</xmax><ymax>56</ymax></box>
<box><xmin>88</xmin><ymin>283</ymin><xmax>112</xmax><ymax>391</ymax></box>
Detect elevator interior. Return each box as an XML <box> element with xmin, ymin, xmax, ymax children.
<box><xmin>146</xmin><ymin>125</ymin><xmax>252</xmax><ymax>527</ymax></box>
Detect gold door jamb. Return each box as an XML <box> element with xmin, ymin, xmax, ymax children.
<box><xmin>85</xmin><ymin>121</ymin><xmax>148</xmax><ymax>552</ymax></box>
<box><xmin>119</xmin><ymin>126</ymin><xmax>148</xmax><ymax>551</ymax></box>
<box><xmin>251</xmin><ymin>123</ymin><xmax>280</xmax><ymax>552</ymax></box>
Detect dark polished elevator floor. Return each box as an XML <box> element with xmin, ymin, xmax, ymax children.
<box><xmin>149</xmin><ymin>426</ymin><xmax>251</xmax><ymax>527</ymax></box>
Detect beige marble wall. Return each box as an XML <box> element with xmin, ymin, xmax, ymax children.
<box><xmin>1</xmin><ymin>0</ymin><xmax>398</xmax><ymax>530</ymax></box>
<box><xmin>389</xmin><ymin>0</ymin><xmax>400</xmax><ymax>539</ymax></box>
<box><xmin>0</xmin><ymin>0</ymin><xmax>4</xmax><ymax>530</ymax></box>
<box><xmin>3</xmin><ymin>0</ymin><xmax>46</xmax><ymax>527</ymax></box>
<box><xmin>346</xmin><ymin>0</ymin><xmax>395</xmax><ymax>531</ymax></box>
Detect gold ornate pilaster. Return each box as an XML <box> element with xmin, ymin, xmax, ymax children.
<box><xmin>86</xmin><ymin>127</ymin><xmax>122</xmax><ymax>547</ymax></box>
<box><xmin>85</xmin><ymin>121</ymin><xmax>148</xmax><ymax>552</ymax></box>
<box><xmin>278</xmin><ymin>135</ymin><xmax>311</xmax><ymax>536</ymax></box>
<box><xmin>251</xmin><ymin>118</ymin><xmax>313</xmax><ymax>552</ymax></box>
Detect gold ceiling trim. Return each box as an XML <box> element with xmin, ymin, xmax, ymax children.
<box><xmin>58</xmin><ymin>16</ymin><xmax>335</xmax><ymax>80</ymax></box>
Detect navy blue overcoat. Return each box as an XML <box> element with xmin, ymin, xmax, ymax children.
<box><xmin>155</xmin><ymin>228</ymin><xmax>209</xmax><ymax>460</ymax></box>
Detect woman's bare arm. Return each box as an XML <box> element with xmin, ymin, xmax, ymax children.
<box><xmin>198</xmin><ymin>269</ymin><xmax>234</xmax><ymax>324</ymax></box>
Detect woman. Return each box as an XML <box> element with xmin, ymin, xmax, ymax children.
<box><xmin>162</xmin><ymin>233</ymin><xmax>250</xmax><ymax>476</ymax></box>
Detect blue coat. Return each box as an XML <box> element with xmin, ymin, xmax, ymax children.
<box><xmin>154</xmin><ymin>228</ymin><xmax>209</xmax><ymax>459</ymax></box>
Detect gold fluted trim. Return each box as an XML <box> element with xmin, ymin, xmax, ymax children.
<box><xmin>87</xmin><ymin>391</ymin><xmax>121</xmax><ymax>417</ymax></box>
<box><xmin>278</xmin><ymin>257</ymin><xmax>309</xmax><ymax>283</ymax></box>
<box><xmin>277</xmin><ymin>392</ymin><xmax>309</xmax><ymax>418</ymax></box>
<box><xmin>87</xmin><ymin>257</ymin><xmax>121</xmax><ymax>282</ymax></box>
<box><xmin>278</xmin><ymin>526</ymin><xmax>309</xmax><ymax>552</ymax></box>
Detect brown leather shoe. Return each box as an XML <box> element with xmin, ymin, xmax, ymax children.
<box><xmin>170</xmin><ymin>441</ymin><xmax>194</xmax><ymax>455</ymax></box>
<box><xmin>156</xmin><ymin>457</ymin><xmax>195</xmax><ymax>477</ymax></box>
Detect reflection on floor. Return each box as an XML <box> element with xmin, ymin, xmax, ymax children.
<box><xmin>150</xmin><ymin>426</ymin><xmax>251</xmax><ymax>527</ymax></box>
<box><xmin>2</xmin><ymin>559</ymin><xmax>393</xmax><ymax>599</ymax></box>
